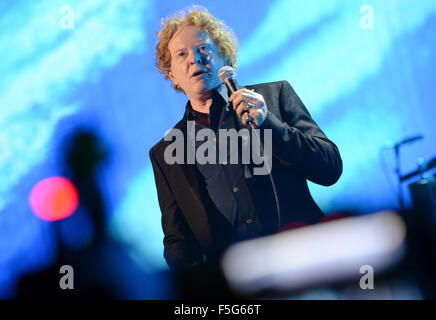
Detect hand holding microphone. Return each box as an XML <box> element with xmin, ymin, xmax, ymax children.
<box><xmin>219</xmin><ymin>66</ymin><xmax>268</xmax><ymax>127</ymax></box>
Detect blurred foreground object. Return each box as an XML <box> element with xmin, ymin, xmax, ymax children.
<box><xmin>30</xmin><ymin>176</ymin><xmax>79</xmax><ymax>221</ymax></box>
<box><xmin>221</xmin><ymin>211</ymin><xmax>407</xmax><ymax>297</ymax></box>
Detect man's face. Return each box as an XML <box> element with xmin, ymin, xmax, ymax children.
<box><xmin>167</xmin><ymin>25</ymin><xmax>225</xmax><ymax>98</ymax></box>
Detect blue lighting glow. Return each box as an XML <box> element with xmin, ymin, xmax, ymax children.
<box><xmin>0</xmin><ymin>0</ymin><xmax>435</xmax><ymax>298</ymax></box>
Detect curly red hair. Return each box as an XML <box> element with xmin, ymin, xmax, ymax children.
<box><xmin>155</xmin><ymin>6</ymin><xmax>239</xmax><ymax>92</ymax></box>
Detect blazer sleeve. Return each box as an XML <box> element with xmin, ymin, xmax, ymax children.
<box><xmin>258</xmin><ymin>80</ymin><xmax>342</xmax><ymax>186</ymax></box>
<box><xmin>149</xmin><ymin>147</ymin><xmax>204</xmax><ymax>270</ymax></box>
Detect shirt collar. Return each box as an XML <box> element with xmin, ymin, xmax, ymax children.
<box><xmin>215</xmin><ymin>82</ymin><xmax>229</xmax><ymax>103</ymax></box>
<box><xmin>185</xmin><ymin>83</ymin><xmax>229</xmax><ymax>120</ymax></box>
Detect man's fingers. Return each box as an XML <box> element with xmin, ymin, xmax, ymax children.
<box><xmin>229</xmin><ymin>89</ymin><xmax>258</xmax><ymax>104</ymax></box>
<box><xmin>231</xmin><ymin>94</ymin><xmax>249</xmax><ymax>110</ymax></box>
<box><xmin>235</xmin><ymin>102</ymin><xmax>249</xmax><ymax>118</ymax></box>
<box><xmin>241</xmin><ymin>111</ymin><xmax>252</xmax><ymax>126</ymax></box>
<box><xmin>229</xmin><ymin>88</ymin><xmax>265</xmax><ymax>126</ymax></box>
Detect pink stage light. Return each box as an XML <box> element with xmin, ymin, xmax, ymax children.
<box><xmin>30</xmin><ymin>177</ymin><xmax>79</xmax><ymax>221</ymax></box>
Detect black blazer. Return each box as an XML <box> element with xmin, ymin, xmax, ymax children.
<box><xmin>150</xmin><ymin>81</ymin><xmax>342</xmax><ymax>270</ymax></box>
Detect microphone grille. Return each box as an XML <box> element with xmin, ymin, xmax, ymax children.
<box><xmin>219</xmin><ymin>66</ymin><xmax>236</xmax><ymax>83</ymax></box>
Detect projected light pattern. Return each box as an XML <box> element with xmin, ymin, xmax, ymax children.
<box><xmin>0</xmin><ymin>0</ymin><xmax>151</xmax><ymax>297</ymax></box>
<box><xmin>0</xmin><ymin>0</ymin><xmax>148</xmax><ymax>212</ymax></box>
<box><xmin>236</xmin><ymin>0</ymin><xmax>436</xmax><ymax>211</ymax></box>
<box><xmin>241</xmin><ymin>0</ymin><xmax>436</xmax><ymax>113</ymax></box>
<box><xmin>0</xmin><ymin>0</ymin><xmax>435</xmax><ymax>298</ymax></box>
<box><xmin>109</xmin><ymin>168</ymin><xmax>167</xmax><ymax>271</ymax></box>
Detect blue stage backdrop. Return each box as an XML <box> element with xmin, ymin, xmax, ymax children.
<box><xmin>0</xmin><ymin>0</ymin><xmax>435</xmax><ymax>297</ymax></box>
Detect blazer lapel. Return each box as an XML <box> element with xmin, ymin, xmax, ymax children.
<box><xmin>175</xmin><ymin>116</ymin><xmax>214</xmax><ymax>252</ymax></box>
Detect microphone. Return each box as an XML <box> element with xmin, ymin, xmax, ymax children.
<box><xmin>219</xmin><ymin>66</ymin><xmax>251</xmax><ymax>122</ymax></box>
<box><xmin>219</xmin><ymin>66</ymin><xmax>240</xmax><ymax>94</ymax></box>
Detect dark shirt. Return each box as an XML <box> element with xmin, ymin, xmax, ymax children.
<box><xmin>187</xmin><ymin>86</ymin><xmax>263</xmax><ymax>243</ymax></box>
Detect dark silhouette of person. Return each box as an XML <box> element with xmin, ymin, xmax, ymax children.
<box><xmin>17</xmin><ymin>128</ymin><xmax>175</xmax><ymax>299</ymax></box>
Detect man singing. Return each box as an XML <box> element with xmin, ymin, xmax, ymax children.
<box><xmin>150</xmin><ymin>6</ymin><xmax>342</xmax><ymax>270</ymax></box>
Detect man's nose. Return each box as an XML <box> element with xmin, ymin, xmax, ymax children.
<box><xmin>189</xmin><ymin>49</ymin><xmax>203</xmax><ymax>65</ymax></box>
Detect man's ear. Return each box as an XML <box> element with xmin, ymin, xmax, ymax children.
<box><xmin>167</xmin><ymin>70</ymin><xmax>176</xmax><ymax>84</ymax></box>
